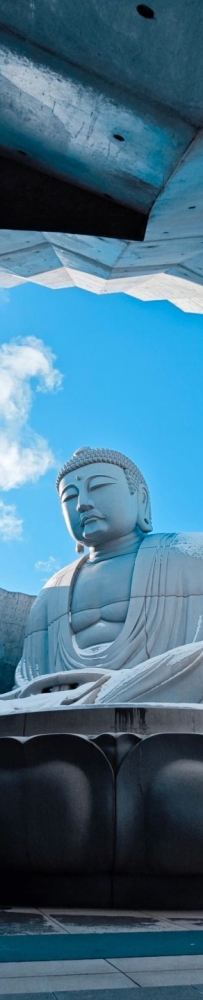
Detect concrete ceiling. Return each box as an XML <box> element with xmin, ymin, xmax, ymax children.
<box><xmin>0</xmin><ymin>1</ymin><xmax>203</xmax><ymax>310</ymax></box>
<box><xmin>1</xmin><ymin>0</ymin><xmax>203</xmax><ymax>125</ymax></box>
<box><xmin>0</xmin><ymin>0</ymin><xmax>202</xmax><ymax>214</ymax></box>
<box><xmin>0</xmin><ymin>19</ymin><xmax>194</xmax><ymax>216</ymax></box>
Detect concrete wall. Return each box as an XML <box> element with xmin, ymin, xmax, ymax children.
<box><xmin>0</xmin><ymin>588</ymin><xmax>35</xmax><ymax>693</ymax></box>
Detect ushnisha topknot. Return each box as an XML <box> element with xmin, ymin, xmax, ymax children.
<box><xmin>56</xmin><ymin>446</ymin><xmax>152</xmax><ymax>526</ymax></box>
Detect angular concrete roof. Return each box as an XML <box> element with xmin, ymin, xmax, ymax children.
<box><xmin>1</xmin><ymin>212</ymin><xmax>203</xmax><ymax>313</ymax></box>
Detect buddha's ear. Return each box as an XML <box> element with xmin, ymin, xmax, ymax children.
<box><xmin>137</xmin><ymin>485</ymin><xmax>153</xmax><ymax>533</ymax></box>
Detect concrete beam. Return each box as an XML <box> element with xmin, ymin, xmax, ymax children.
<box><xmin>1</xmin><ymin>0</ymin><xmax>203</xmax><ymax>125</ymax></box>
<box><xmin>0</xmin><ymin>33</ymin><xmax>192</xmax><ymax>214</ymax></box>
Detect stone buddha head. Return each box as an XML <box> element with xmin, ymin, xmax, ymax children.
<box><xmin>56</xmin><ymin>447</ymin><xmax>152</xmax><ymax>553</ymax></box>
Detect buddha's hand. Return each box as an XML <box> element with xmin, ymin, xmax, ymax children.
<box><xmin>18</xmin><ymin>668</ymin><xmax>109</xmax><ymax>698</ymax></box>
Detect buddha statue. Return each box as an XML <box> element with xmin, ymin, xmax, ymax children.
<box><xmin>4</xmin><ymin>445</ymin><xmax>203</xmax><ymax>708</ymax></box>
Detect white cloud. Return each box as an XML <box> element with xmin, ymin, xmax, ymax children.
<box><xmin>35</xmin><ymin>556</ymin><xmax>61</xmax><ymax>574</ymax></box>
<box><xmin>0</xmin><ymin>500</ymin><xmax>23</xmax><ymax>541</ymax></box>
<box><xmin>0</xmin><ymin>437</ymin><xmax>55</xmax><ymax>491</ymax></box>
<box><xmin>35</xmin><ymin>555</ymin><xmax>61</xmax><ymax>584</ymax></box>
<box><xmin>0</xmin><ymin>336</ymin><xmax>63</xmax><ymax>490</ymax></box>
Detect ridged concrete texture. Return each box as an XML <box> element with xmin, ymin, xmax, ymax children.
<box><xmin>1</xmin><ymin>225</ymin><xmax>203</xmax><ymax>313</ymax></box>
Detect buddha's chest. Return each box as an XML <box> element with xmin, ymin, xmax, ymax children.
<box><xmin>72</xmin><ymin>554</ymin><xmax>135</xmax><ymax>611</ymax></box>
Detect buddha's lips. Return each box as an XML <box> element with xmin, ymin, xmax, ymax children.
<box><xmin>80</xmin><ymin>513</ymin><xmax>106</xmax><ymax>526</ymax></box>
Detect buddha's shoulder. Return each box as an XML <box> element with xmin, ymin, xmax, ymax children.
<box><xmin>169</xmin><ymin>532</ymin><xmax>203</xmax><ymax>561</ymax></box>
<box><xmin>44</xmin><ymin>559</ymin><xmax>79</xmax><ymax>590</ymax></box>
<box><xmin>25</xmin><ymin>559</ymin><xmax>79</xmax><ymax>634</ymax></box>
<box><xmin>143</xmin><ymin>531</ymin><xmax>203</xmax><ymax>560</ymax></box>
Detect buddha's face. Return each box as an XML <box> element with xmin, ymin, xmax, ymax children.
<box><xmin>59</xmin><ymin>461</ymin><xmax>147</xmax><ymax>548</ymax></box>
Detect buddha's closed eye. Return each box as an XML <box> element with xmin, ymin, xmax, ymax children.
<box><xmin>63</xmin><ymin>492</ymin><xmax>78</xmax><ymax>502</ymax></box>
<box><xmin>89</xmin><ymin>482</ymin><xmax>111</xmax><ymax>491</ymax></box>
<box><xmin>62</xmin><ymin>479</ymin><xmax>114</xmax><ymax>501</ymax></box>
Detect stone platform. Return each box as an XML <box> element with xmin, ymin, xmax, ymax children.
<box><xmin>2</xmin><ymin>907</ymin><xmax>203</xmax><ymax>996</ymax></box>
<box><xmin>0</xmin><ymin>703</ymin><xmax>203</xmax><ymax>738</ymax></box>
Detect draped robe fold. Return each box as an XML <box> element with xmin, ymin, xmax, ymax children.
<box><xmin>14</xmin><ymin>531</ymin><xmax>203</xmax><ymax>705</ymax></box>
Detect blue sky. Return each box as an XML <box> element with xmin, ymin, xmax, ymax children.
<box><xmin>0</xmin><ymin>281</ymin><xmax>203</xmax><ymax>595</ymax></box>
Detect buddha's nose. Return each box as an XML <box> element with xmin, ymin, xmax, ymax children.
<box><xmin>77</xmin><ymin>501</ymin><xmax>94</xmax><ymax>513</ymax></box>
